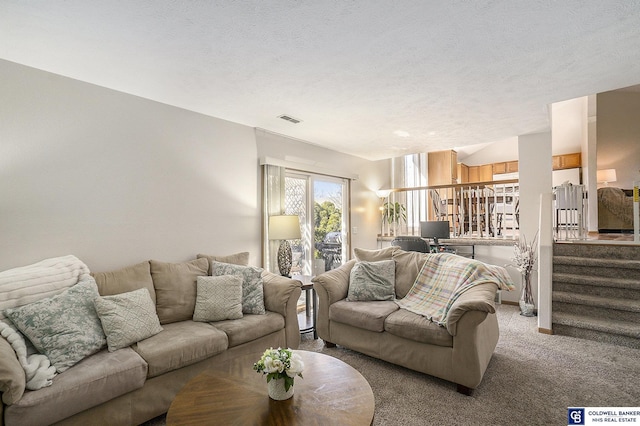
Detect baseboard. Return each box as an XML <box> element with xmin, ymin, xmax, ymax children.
<box><xmin>538</xmin><ymin>327</ymin><xmax>554</xmax><ymax>335</ymax></box>
<box><xmin>501</xmin><ymin>300</ymin><xmax>519</xmax><ymax>306</ymax></box>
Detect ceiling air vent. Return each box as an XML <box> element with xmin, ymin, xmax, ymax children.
<box><xmin>278</xmin><ymin>114</ymin><xmax>302</xmax><ymax>124</ymax></box>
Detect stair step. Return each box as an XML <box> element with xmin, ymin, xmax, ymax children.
<box><xmin>554</xmin><ymin>241</ymin><xmax>640</xmax><ymax>260</ymax></box>
<box><xmin>553</xmin><ymin>291</ymin><xmax>640</xmax><ymax>313</ymax></box>
<box><xmin>554</xmin><ymin>281</ymin><xmax>640</xmax><ymax>301</ymax></box>
<box><xmin>552</xmin><ymin>273</ymin><xmax>640</xmax><ymax>291</ymax></box>
<box><xmin>553</xmin><ymin>255</ymin><xmax>640</xmax><ymax>270</ymax></box>
<box><xmin>553</xmin><ymin>291</ymin><xmax>640</xmax><ymax>322</ymax></box>
<box><xmin>553</xmin><ymin>324</ymin><xmax>640</xmax><ymax>350</ymax></box>
<box><xmin>552</xmin><ymin>312</ymin><xmax>640</xmax><ymax>339</ymax></box>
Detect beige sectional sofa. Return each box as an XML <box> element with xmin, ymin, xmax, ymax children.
<box><xmin>312</xmin><ymin>247</ymin><xmax>511</xmax><ymax>394</ymax></box>
<box><xmin>0</xmin><ymin>253</ymin><xmax>301</xmax><ymax>426</ymax></box>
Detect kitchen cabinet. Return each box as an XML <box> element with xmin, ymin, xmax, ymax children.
<box><xmin>428</xmin><ymin>150</ymin><xmax>458</xmax><ymax>185</ymax></box>
<box><xmin>468</xmin><ymin>164</ymin><xmax>493</xmax><ymax>183</ymax></box>
<box><xmin>552</xmin><ymin>153</ymin><xmax>581</xmax><ymax>170</ymax></box>
<box><xmin>457</xmin><ymin>163</ymin><xmax>469</xmax><ymax>183</ymax></box>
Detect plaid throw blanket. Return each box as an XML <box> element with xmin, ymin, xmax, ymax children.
<box><xmin>396</xmin><ymin>253</ymin><xmax>515</xmax><ymax>326</ymax></box>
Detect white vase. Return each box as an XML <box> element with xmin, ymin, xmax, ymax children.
<box><xmin>267</xmin><ymin>378</ymin><xmax>294</xmax><ymax>400</ymax></box>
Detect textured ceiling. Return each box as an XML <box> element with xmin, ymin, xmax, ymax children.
<box><xmin>2</xmin><ymin>1</ymin><xmax>640</xmax><ymax>160</ymax></box>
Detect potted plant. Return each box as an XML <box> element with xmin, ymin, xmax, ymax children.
<box><xmin>253</xmin><ymin>347</ymin><xmax>304</xmax><ymax>400</ymax></box>
<box><xmin>382</xmin><ymin>201</ymin><xmax>407</xmax><ymax>235</ymax></box>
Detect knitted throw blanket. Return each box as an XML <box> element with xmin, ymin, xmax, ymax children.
<box><xmin>396</xmin><ymin>253</ymin><xmax>515</xmax><ymax>326</ymax></box>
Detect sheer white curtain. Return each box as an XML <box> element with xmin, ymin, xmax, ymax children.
<box><xmin>263</xmin><ymin>164</ymin><xmax>286</xmax><ymax>272</ymax></box>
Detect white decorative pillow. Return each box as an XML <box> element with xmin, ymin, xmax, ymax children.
<box><xmin>210</xmin><ymin>261</ymin><xmax>266</xmax><ymax>315</ymax></box>
<box><xmin>193</xmin><ymin>275</ymin><xmax>243</xmax><ymax>322</ymax></box>
<box><xmin>347</xmin><ymin>260</ymin><xmax>396</xmax><ymax>302</ymax></box>
<box><xmin>4</xmin><ymin>276</ymin><xmax>106</xmax><ymax>372</ymax></box>
<box><xmin>94</xmin><ymin>288</ymin><xmax>163</xmax><ymax>352</ymax></box>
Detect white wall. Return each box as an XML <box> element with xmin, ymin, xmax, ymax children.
<box><xmin>459</xmin><ymin>137</ymin><xmax>519</xmax><ymax>166</ymax></box>
<box><xmin>597</xmin><ymin>90</ymin><xmax>640</xmax><ymax>189</ymax></box>
<box><xmin>0</xmin><ymin>60</ymin><xmax>386</xmax><ymax>272</ymax></box>
<box><xmin>518</xmin><ymin>132</ymin><xmax>553</xmax><ymax>327</ymax></box>
<box><xmin>551</xmin><ymin>98</ymin><xmax>587</xmax><ymax>156</ymax></box>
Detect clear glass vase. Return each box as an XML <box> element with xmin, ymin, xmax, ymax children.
<box><xmin>519</xmin><ymin>270</ymin><xmax>536</xmax><ymax>317</ymax></box>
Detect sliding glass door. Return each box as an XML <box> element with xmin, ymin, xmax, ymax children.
<box><xmin>284</xmin><ymin>172</ymin><xmax>348</xmax><ymax>276</ymax></box>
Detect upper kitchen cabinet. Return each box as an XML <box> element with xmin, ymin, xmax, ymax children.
<box><xmin>428</xmin><ymin>150</ymin><xmax>458</xmax><ymax>185</ymax></box>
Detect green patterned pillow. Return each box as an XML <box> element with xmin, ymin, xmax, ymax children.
<box><xmin>347</xmin><ymin>260</ymin><xmax>396</xmax><ymax>302</ymax></box>
<box><xmin>193</xmin><ymin>275</ymin><xmax>243</xmax><ymax>322</ymax></box>
<box><xmin>210</xmin><ymin>261</ymin><xmax>265</xmax><ymax>315</ymax></box>
<box><xmin>94</xmin><ymin>288</ymin><xmax>163</xmax><ymax>352</ymax></box>
<box><xmin>5</xmin><ymin>277</ymin><xmax>106</xmax><ymax>372</ymax></box>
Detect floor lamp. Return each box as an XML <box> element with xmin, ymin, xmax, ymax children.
<box><xmin>268</xmin><ymin>215</ymin><xmax>301</xmax><ymax>277</ymax></box>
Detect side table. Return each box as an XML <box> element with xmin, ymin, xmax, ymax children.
<box><xmin>291</xmin><ymin>274</ymin><xmax>317</xmax><ymax>339</ymax></box>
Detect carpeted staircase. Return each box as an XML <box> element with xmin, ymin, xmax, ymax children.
<box><xmin>552</xmin><ymin>241</ymin><xmax>640</xmax><ymax>349</ymax></box>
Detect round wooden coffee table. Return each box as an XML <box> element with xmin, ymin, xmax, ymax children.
<box><xmin>166</xmin><ymin>350</ymin><xmax>374</xmax><ymax>425</ymax></box>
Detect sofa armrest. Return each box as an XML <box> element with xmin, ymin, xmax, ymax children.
<box><xmin>312</xmin><ymin>260</ymin><xmax>356</xmax><ymax>342</ymax></box>
<box><xmin>0</xmin><ymin>335</ymin><xmax>25</xmax><ymax>406</ymax></box>
<box><xmin>312</xmin><ymin>260</ymin><xmax>355</xmax><ymax>305</ymax></box>
<box><xmin>445</xmin><ymin>283</ymin><xmax>498</xmax><ymax>336</ymax></box>
<box><xmin>261</xmin><ymin>271</ymin><xmax>302</xmax><ymax>349</ymax></box>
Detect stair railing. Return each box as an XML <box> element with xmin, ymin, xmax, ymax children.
<box><xmin>380</xmin><ymin>179</ymin><xmax>520</xmax><ymax>239</ymax></box>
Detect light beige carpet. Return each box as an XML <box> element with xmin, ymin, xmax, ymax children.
<box><xmin>143</xmin><ymin>304</ymin><xmax>640</xmax><ymax>425</ymax></box>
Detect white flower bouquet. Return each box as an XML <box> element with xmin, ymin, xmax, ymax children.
<box><xmin>511</xmin><ymin>232</ymin><xmax>538</xmax><ymax>274</ymax></box>
<box><xmin>253</xmin><ymin>347</ymin><xmax>304</xmax><ymax>391</ymax></box>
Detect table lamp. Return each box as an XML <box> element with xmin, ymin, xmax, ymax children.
<box><xmin>597</xmin><ymin>169</ymin><xmax>617</xmax><ymax>186</ymax></box>
<box><xmin>268</xmin><ymin>215</ymin><xmax>301</xmax><ymax>276</ymax></box>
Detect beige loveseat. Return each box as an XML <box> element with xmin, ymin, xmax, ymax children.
<box><xmin>0</xmin><ymin>253</ymin><xmax>301</xmax><ymax>426</ymax></box>
<box><xmin>312</xmin><ymin>247</ymin><xmax>511</xmax><ymax>394</ymax></box>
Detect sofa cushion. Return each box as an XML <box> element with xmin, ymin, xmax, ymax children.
<box><xmin>196</xmin><ymin>252</ymin><xmax>250</xmax><ymax>274</ymax></box>
<box><xmin>150</xmin><ymin>258</ymin><xmax>209</xmax><ymax>324</ymax></box>
<box><xmin>347</xmin><ymin>260</ymin><xmax>395</xmax><ymax>301</ymax></box>
<box><xmin>92</xmin><ymin>261</ymin><xmax>156</xmax><ymax>305</ymax></box>
<box><xmin>329</xmin><ymin>300</ymin><xmax>399</xmax><ymax>332</ymax></box>
<box><xmin>94</xmin><ymin>288</ymin><xmax>163</xmax><ymax>352</ymax></box>
<box><xmin>211</xmin><ymin>261</ymin><xmax>265</xmax><ymax>315</ymax></box>
<box><xmin>211</xmin><ymin>312</ymin><xmax>285</xmax><ymax>347</ymax></box>
<box><xmin>5</xmin><ymin>277</ymin><xmax>106</xmax><ymax>373</ymax></box>
<box><xmin>193</xmin><ymin>275</ymin><xmax>243</xmax><ymax>322</ymax></box>
<box><xmin>132</xmin><ymin>321</ymin><xmax>228</xmax><ymax>378</ymax></box>
<box><xmin>4</xmin><ymin>347</ymin><xmax>147</xmax><ymax>426</ymax></box>
<box><xmin>391</xmin><ymin>250</ymin><xmax>431</xmax><ymax>298</ymax></box>
<box><xmin>384</xmin><ymin>308</ymin><xmax>453</xmax><ymax>347</ymax></box>
<box><xmin>353</xmin><ymin>246</ymin><xmax>396</xmax><ymax>262</ymax></box>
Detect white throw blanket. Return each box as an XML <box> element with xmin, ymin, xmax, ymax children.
<box><xmin>0</xmin><ymin>321</ymin><xmax>56</xmax><ymax>389</ymax></box>
<box><xmin>0</xmin><ymin>255</ymin><xmax>90</xmax><ymax>390</ymax></box>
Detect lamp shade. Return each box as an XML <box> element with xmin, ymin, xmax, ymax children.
<box><xmin>597</xmin><ymin>169</ymin><xmax>617</xmax><ymax>184</ymax></box>
<box><xmin>375</xmin><ymin>189</ymin><xmax>392</xmax><ymax>198</ymax></box>
<box><xmin>268</xmin><ymin>215</ymin><xmax>301</xmax><ymax>240</ymax></box>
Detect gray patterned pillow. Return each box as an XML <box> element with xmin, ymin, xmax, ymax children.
<box><xmin>210</xmin><ymin>261</ymin><xmax>265</xmax><ymax>315</ymax></box>
<box><xmin>94</xmin><ymin>288</ymin><xmax>163</xmax><ymax>352</ymax></box>
<box><xmin>193</xmin><ymin>275</ymin><xmax>243</xmax><ymax>322</ymax></box>
<box><xmin>4</xmin><ymin>276</ymin><xmax>106</xmax><ymax>372</ymax></box>
<box><xmin>347</xmin><ymin>260</ymin><xmax>396</xmax><ymax>302</ymax></box>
